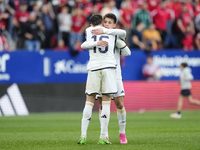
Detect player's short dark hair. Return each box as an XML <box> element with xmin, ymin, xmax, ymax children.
<box><xmin>181</xmin><ymin>63</ymin><xmax>188</xmax><ymax>68</ymax></box>
<box><xmin>89</xmin><ymin>13</ymin><xmax>102</xmax><ymax>26</ymax></box>
<box><xmin>103</xmin><ymin>13</ymin><xmax>117</xmax><ymax>24</ymax></box>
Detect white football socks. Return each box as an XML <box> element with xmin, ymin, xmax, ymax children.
<box><xmin>117</xmin><ymin>107</ymin><xmax>126</xmax><ymax>134</ymax></box>
<box><xmin>99</xmin><ymin>108</ymin><xmax>109</xmax><ymax>138</ymax></box>
<box><xmin>81</xmin><ymin>101</ymin><xmax>94</xmax><ymax>138</ymax></box>
<box><xmin>100</xmin><ymin>101</ymin><xmax>110</xmax><ymax>139</ymax></box>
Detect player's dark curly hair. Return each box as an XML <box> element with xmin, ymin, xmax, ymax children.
<box><xmin>181</xmin><ymin>63</ymin><xmax>188</xmax><ymax>68</ymax></box>
<box><xmin>89</xmin><ymin>13</ymin><xmax>102</xmax><ymax>26</ymax></box>
<box><xmin>103</xmin><ymin>13</ymin><xmax>117</xmax><ymax>24</ymax></box>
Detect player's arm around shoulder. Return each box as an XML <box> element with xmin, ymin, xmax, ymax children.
<box><xmin>81</xmin><ymin>27</ymin><xmax>108</xmax><ymax>50</ymax></box>
<box><xmin>116</xmin><ymin>38</ymin><xmax>131</xmax><ymax>56</ymax></box>
<box><xmin>104</xmin><ymin>28</ymin><xmax>126</xmax><ymax>41</ymax></box>
<box><xmin>91</xmin><ymin>27</ymin><xmax>126</xmax><ymax>40</ymax></box>
<box><xmin>81</xmin><ymin>41</ymin><xmax>98</xmax><ymax>50</ymax></box>
<box><xmin>81</xmin><ymin>27</ymin><xmax>95</xmax><ymax>50</ymax></box>
<box><xmin>81</xmin><ymin>40</ymin><xmax>108</xmax><ymax>50</ymax></box>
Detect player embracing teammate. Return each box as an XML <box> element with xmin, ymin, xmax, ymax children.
<box><xmin>78</xmin><ymin>13</ymin><xmax>131</xmax><ymax>145</ymax></box>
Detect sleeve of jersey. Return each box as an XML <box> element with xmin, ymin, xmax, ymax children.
<box><xmin>116</xmin><ymin>38</ymin><xmax>131</xmax><ymax>56</ymax></box>
<box><xmin>81</xmin><ymin>41</ymin><xmax>98</xmax><ymax>50</ymax></box>
<box><xmin>81</xmin><ymin>28</ymin><xmax>98</xmax><ymax>50</ymax></box>
<box><xmin>103</xmin><ymin>28</ymin><xmax>126</xmax><ymax>40</ymax></box>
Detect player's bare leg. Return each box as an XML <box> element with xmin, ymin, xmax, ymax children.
<box><xmin>187</xmin><ymin>96</ymin><xmax>200</xmax><ymax>105</ymax></box>
<box><xmin>98</xmin><ymin>95</ymin><xmax>111</xmax><ymax>144</ymax></box>
<box><xmin>114</xmin><ymin>96</ymin><xmax>127</xmax><ymax>144</ymax></box>
<box><xmin>78</xmin><ymin>94</ymin><xmax>95</xmax><ymax>144</ymax></box>
<box><xmin>98</xmin><ymin>98</ymin><xmax>103</xmax><ymax>110</ymax></box>
<box><xmin>170</xmin><ymin>95</ymin><xmax>184</xmax><ymax>119</ymax></box>
<box><xmin>177</xmin><ymin>95</ymin><xmax>184</xmax><ymax>112</ymax></box>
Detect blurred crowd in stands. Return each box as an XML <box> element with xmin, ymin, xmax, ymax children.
<box><xmin>1</xmin><ymin>0</ymin><xmax>200</xmax><ymax>52</ymax></box>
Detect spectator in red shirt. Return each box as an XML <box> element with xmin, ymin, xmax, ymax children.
<box><xmin>13</xmin><ymin>0</ymin><xmax>20</xmax><ymax>12</ymax></box>
<box><xmin>167</xmin><ymin>0</ymin><xmax>181</xmax><ymax>19</ymax></box>
<box><xmin>134</xmin><ymin>0</ymin><xmax>145</xmax><ymax>9</ymax></box>
<box><xmin>147</xmin><ymin>0</ymin><xmax>160</xmax><ymax>12</ymax></box>
<box><xmin>119</xmin><ymin>0</ymin><xmax>134</xmax><ymax>30</ymax></box>
<box><xmin>151</xmin><ymin>1</ymin><xmax>171</xmax><ymax>43</ymax></box>
<box><xmin>13</xmin><ymin>2</ymin><xmax>29</xmax><ymax>28</ymax></box>
<box><xmin>181</xmin><ymin>25</ymin><xmax>194</xmax><ymax>51</ymax></box>
<box><xmin>92</xmin><ymin>0</ymin><xmax>103</xmax><ymax>12</ymax></box>
<box><xmin>0</xmin><ymin>10</ymin><xmax>9</xmax><ymax>31</ymax></box>
<box><xmin>81</xmin><ymin>0</ymin><xmax>93</xmax><ymax>17</ymax></box>
<box><xmin>177</xmin><ymin>3</ymin><xmax>195</xmax><ymax>35</ymax></box>
<box><xmin>185</xmin><ymin>0</ymin><xmax>194</xmax><ymax>18</ymax></box>
<box><xmin>171</xmin><ymin>3</ymin><xmax>195</xmax><ymax>48</ymax></box>
<box><xmin>13</xmin><ymin>1</ymin><xmax>29</xmax><ymax>49</ymax></box>
<box><xmin>194</xmin><ymin>0</ymin><xmax>200</xmax><ymax>17</ymax></box>
<box><xmin>70</xmin><ymin>7</ymin><xmax>87</xmax><ymax>47</ymax></box>
<box><xmin>163</xmin><ymin>0</ymin><xmax>177</xmax><ymax>48</ymax></box>
<box><xmin>0</xmin><ymin>0</ymin><xmax>12</xmax><ymax>31</ymax></box>
<box><xmin>119</xmin><ymin>0</ymin><xmax>134</xmax><ymax>44</ymax></box>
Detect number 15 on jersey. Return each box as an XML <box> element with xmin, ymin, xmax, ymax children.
<box><xmin>92</xmin><ymin>35</ymin><xmax>109</xmax><ymax>53</ymax></box>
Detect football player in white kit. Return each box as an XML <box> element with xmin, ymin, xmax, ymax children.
<box><xmin>81</xmin><ymin>13</ymin><xmax>131</xmax><ymax>144</ymax></box>
<box><xmin>78</xmin><ymin>13</ymin><xmax>127</xmax><ymax>145</ymax></box>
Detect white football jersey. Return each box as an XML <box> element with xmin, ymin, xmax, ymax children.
<box><xmin>82</xmin><ymin>36</ymin><xmax>131</xmax><ymax>79</ymax></box>
<box><xmin>115</xmin><ymin>38</ymin><xmax>131</xmax><ymax>79</ymax></box>
<box><xmin>85</xmin><ymin>26</ymin><xmax>117</xmax><ymax>71</ymax></box>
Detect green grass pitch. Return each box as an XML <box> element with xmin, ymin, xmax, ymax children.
<box><xmin>0</xmin><ymin>111</ymin><xmax>200</xmax><ymax>150</ymax></box>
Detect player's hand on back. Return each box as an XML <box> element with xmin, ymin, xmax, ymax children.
<box><xmin>91</xmin><ymin>28</ymin><xmax>104</xmax><ymax>35</ymax></box>
<box><xmin>97</xmin><ymin>41</ymin><xmax>108</xmax><ymax>47</ymax></box>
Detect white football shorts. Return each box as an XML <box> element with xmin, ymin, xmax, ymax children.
<box><xmin>85</xmin><ymin>68</ymin><xmax>117</xmax><ymax>95</ymax></box>
<box><xmin>113</xmin><ymin>78</ymin><xmax>125</xmax><ymax>97</ymax></box>
<box><xmin>96</xmin><ymin>78</ymin><xmax>125</xmax><ymax>99</ymax></box>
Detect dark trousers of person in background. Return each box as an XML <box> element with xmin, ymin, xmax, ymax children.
<box><xmin>61</xmin><ymin>32</ymin><xmax>70</xmax><ymax>47</ymax></box>
<box><xmin>42</xmin><ymin>30</ymin><xmax>53</xmax><ymax>49</ymax></box>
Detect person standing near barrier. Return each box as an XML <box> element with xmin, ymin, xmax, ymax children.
<box><xmin>170</xmin><ymin>63</ymin><xmax>200</xmax><ymax>119</ymax></box>
<box><xmin>143</xmin><ymin>55</ymin><xmax>162</xmax><ymax>81</ymax></box>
